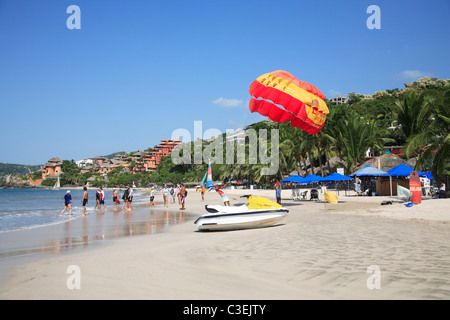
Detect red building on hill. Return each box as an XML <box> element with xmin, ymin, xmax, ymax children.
<box><xmin>133</xmin><ymin>139</ymin><xmax>181</xmax><ymax>173</ymax></box>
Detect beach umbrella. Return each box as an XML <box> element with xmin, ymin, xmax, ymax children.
<box><xmin>321</xmin><ymin>172</ymin><xmax>353</xmax><ymax>182</ymax></box>
<box><xmin>302</xmin><ymin>174</ymin><xmax>326</xmax><ymax>183</ymax></box>
<box><xmin>282</xmin><ymin>175</ymin><xmax>302</xmax><ymax>183</ymax></box>
<box><xmin>387</xmin><ymin>164</ymin><xmax>416</xmax><ymax>176</ymax></box>
<box><xmin>387</xmin><ymin>164</ymin><xmax>430</xmax><ymax>179</ymax></box>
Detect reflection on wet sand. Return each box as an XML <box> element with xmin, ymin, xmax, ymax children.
<box><xmin>0</xmin><ymin>208</ymin><xmax>190</xmax><ymax>258</ymax></box>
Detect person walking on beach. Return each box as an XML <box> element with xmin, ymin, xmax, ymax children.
<box><xmin>95</xmin><ymin>188</ymin><xmax>101</xmax><ymax>210</ymax></box>
<box><xmin>170</xmin><ymin>186</ymin><xmax>176</xmax><ymax>204</ymax></box>
<box><xmin>111</xmin><ymin>188</ymin><xmax>119</xmax><ymax>209</ymax></box>
<box><xmin>122</xmin><ymin>187</ymin><xmax>129</xmax><ymax>210</ymax></box>
<box><xmin>201</xmin><ymin>183</ymin><xmax>206</xmax><ymax>202</ymax></box>
<box><xmin>162</xmin><ymin>185</ymin><xmax>169</xmax><ymax>207</ymax></box>
<box><xmin>99</xmin><ymin>187</ymin><xmax>107</xmax><ymax>210</ymax></box>
<box><xmin>149</xmin><ymin>187</ymin><xmax>155</xmax><ymax>206</ymax></box>
<box><xmin>176</xmin><ymin>183</ymin><xmax>181</xmax><ymax>206</ymax></box>
<box><xmin>80</xmin><ymin>187</ymin><xmax>88</xmax><ymax>215</ymax></box>
<box><xmin>214</xmin><ymin>183</ymin><xmax>230</xmax><ymax>206</ymax></box>
<box><xmin>273</xmin><ymin>178</ymin><xmax>282</xmax><ymax>204</ymax></box>
<box><xmin>60</xmin><ymin>190</ymin><xmax>73</xmax><ymax>216</ymax></box>
<box><xmin>179</xmin><ymin>183</ymin><xmax>186</xmax><ymax>210</ymax></box>
<box><xmin>127</xmin><ymin>185</ymin><xmax>134</xmax><ymax>210</ymax></box>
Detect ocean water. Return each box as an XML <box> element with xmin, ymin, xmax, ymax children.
<box><xmin>0</xmin><ymin>188</ymin><xmax>149</xmax><ymax>232</ymax></box>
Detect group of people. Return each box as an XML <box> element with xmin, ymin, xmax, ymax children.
<box><xmin>59</xmin><ymin>178</ymin><xmax>286</xmax><ymax>216</ymax></box>
<box><xmin>59</xmin><ymin>186</ymin><xmax>135</xmax><ymax>216</ymax></box>
<box><xmin>149</xmin><ymin>183</ymin><xmax>187</xmax><ymax>210</ymax></box>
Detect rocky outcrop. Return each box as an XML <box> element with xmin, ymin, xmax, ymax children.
<box><xmin>1</xmin><ymin>174</ymin><xmax>37</xmax><ymax>188</ymax></box>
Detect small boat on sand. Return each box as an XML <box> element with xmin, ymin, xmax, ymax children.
<box><xmin>195</xmin><ymin>195</ymin><xmax>288</xmax><ymax>231</ymax></box>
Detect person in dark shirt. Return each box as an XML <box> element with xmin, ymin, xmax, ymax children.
<box><xmin>60</xmin><ymin>190</ymin><xmax>73</xmax><ymax>216</ymax></box>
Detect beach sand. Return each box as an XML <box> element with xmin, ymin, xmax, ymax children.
<box><xmin>1</xmin><ymin>188</ymin><xmax>449</xmax><ymax>300</ymax></box>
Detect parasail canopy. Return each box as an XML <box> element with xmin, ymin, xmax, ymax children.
<box><xmin>249</xmin><ymin>70</ymin><xmax>329</xmax><ymax>135</ymax></box>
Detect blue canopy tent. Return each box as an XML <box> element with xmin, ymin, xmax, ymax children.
<box><xmin>281</xmin><ymin>175</ymin><xmax>310</xmax><ymax>200</ymax></box>
<box><xmin>350</xmin><ymin>165</ymin><xmax>391</xmax><ymax>196</ymax></box>
<box><xmin>321</xmin><ymin>173</ymin><xmax>353</xmax><ymax>196</ymax></box>
<box><xmin>350</xmin><ymin>165</ymin><xmax>390</xmax><ymax>177</ymax></box>
<box><xmin>387</xmin><ymin>164</ymin><xmax>431</xmax><ymax>179</ymax></box>
<box><xmin>321</xmin><ymin>173</ymin><xmax>353</xmax><ymax>182</ymax></box>
<box><xmin>281</xmin><ymin>175</ymin><xmax>307</xmax><ymax>183</ymax></box>
<box><xmin>302</xmin><ymin>174</ymin><xmax>326</xmax><ymax>183</ymax></box>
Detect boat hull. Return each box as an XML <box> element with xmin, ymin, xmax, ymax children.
<box><xmin>195</xmin><ymin>210</ymin><xmax>288</xmax><ymax>231</ymax></box>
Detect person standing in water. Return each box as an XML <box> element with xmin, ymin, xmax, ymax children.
<box><xmin>112</xmin><ymin>188</ymin><xmax>119</xmax><ymax>209</ymax></box>
<box><xmin>122</xmin><ymin>186</ymin><xmax>129</xmax><ymax>210</ymax></box>
<box><xmin>60</xmin><ymin>190</ymin><xmax>73</xmax><ymax>216</ymax></box>
<box><xmin>99</xmin><ymin>187</ymin><xmax>107</xmax><ymax>210</ymax></box>
<box><xmin>127</xmin><ymin>185</ymin><xmax>134</xmax><ymax>210</ymax></box>
<box><xmin>80</xmin><ymin>187</ymin><xmax>88</xmax><ymax>215</ymax></box>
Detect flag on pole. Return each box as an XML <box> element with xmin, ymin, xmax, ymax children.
<box><xmin>324</xmin><ymin>190</ymin><xmax>338</xmax><ymax>203</ymax></box>
<box><xmin>206</xmin><ymin>161</ymin><xmax>214</xmax><ymax>188</ymax></box>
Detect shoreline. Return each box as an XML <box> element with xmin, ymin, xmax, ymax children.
<box><xmin>1</xmin><ymin>188</ymin><xmax>450</xmax><ymax>299</ymax></box>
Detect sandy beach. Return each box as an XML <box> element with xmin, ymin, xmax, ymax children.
<box><xmin>1</xmin><ymin>188</ymin><xmax>449</xmax><ymax>300</ymax></box>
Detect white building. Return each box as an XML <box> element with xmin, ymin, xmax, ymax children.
<box><xmin>329</xmin><ymin>95</ymin><xmax>349</xmax><ymax>105</ymax></box>
<box><xmin>76</xmin><ymin>159</ymin><xmax>93</xmax><ymax>168</ymax></box>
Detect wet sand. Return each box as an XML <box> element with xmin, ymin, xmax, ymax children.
<box><xmin>1</xmin><ymin>189</ymin><xmax>449</xmax><ymax>299</ymax></box>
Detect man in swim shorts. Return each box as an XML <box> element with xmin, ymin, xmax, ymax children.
<box><xmin>81</xmin><ymin>187</ymin><xmax>88</xmax><ymax>215</ymax></box>
<box><xmin>112</xmin><ymin>188</ymin><xmax>119</xmax><ymax>209</ymax></box>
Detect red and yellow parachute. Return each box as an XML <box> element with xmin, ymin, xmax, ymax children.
<box><xmin>249</xmin><ymin>70</ymin><xmax>329</xmax><ymax>135</ymax></box>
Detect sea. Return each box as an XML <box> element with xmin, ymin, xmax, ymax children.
<box><xmin>0</xmin><ymin>188</ymin><xmax>193</xmax><ymax>259</ymax></box>
<box><xmin>0</xmin><ymin>188</ymin><xmax>147</xmax><ymax>232</ymax></box>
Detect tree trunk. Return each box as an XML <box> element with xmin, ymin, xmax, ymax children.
<box><xmin>318</xmin><ymin>148</ymin><xmax>324</xmax><ymax>177</ymax></box>
<box><xmin>324</xmin><ymin>146</ymin><xmax>332</xmax><ymax>174</ymax></box>
<box><xmin>302</xmin><ymin>158</ymin><xmax>308</xmax><ymax>176</ymax></box>
<box><xmin>308</xmin><ymin>150</ymin><xmax>315</xmax><ymax>175</ymax></box>
<box><xmin>280</xmin><ymin>151</ymin><xmax>289</xmax><ymax>178</ymax></box>
<box><xmin>294</xmin><ymin>154</ymin><xmax>301</xmax><ymax>175</ymax></box>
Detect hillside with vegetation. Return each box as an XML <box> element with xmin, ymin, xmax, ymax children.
<box><xmin>10</xmin><ymin>77</ymin><xmax>450</xmax><ymax>188</ymax></box>
<box><xmin>0</xmin><ymin>163</ymin><xmax>42</xmax><ymax>178</ymax></box>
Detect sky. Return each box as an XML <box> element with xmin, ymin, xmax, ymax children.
<box><xmin>0</xmin><ymin>0</ymin><xmax>449</xmax><ymax>165</ymax></box>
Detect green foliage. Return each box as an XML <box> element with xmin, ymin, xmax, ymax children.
<box><xmin>0</xmin><ymin>163</ymin><xmax>42</xmax><ymax>177</ymax></box>
<box><xmin>30</xmin><ymin>77</ymin><xmax>450</xmax><ymax>187</ymax></box>
<box><xmin>59</xmin><ymin>160</ymin><xmax>81</xmax><ymax>185</ymax></box>
<box><xmin>41</xmin><ymin>178</ymin><xmax>56</xmax><ymax>187</ymax></box>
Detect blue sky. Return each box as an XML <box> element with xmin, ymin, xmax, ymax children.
<box><xmin>0</xmin><ymin>0</ymin><xmax>449</xmax><ymax>165</ymax></box>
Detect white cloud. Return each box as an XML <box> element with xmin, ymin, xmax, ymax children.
<box><xmin>394</xmin><ymin>70</ymin><xmax>434</xmax><ymax>81</ymax></box>
<box><xmin>212</xmin><ymin>97</ymin><xmax>244</xmax><ymax>108</ymax></box>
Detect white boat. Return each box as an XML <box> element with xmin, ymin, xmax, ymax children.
<box><xmin>195</xmin><ymin>195</ymin><xmax>288</xmax><ymax>231</ymax></box>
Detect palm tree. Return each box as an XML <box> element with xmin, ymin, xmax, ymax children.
<box><xmin>336</xmin><ymin>112</ymin><xmax>394</xmax><ymax>174</ymax></box>
<box><xmin>404</xmin><ymin>89</ymin><xmax>450</xmax><ymax>178</ymax></box>
<box><xmin>393</xmin><ymin>91</ymin><xmax>432</xmax><ymax>144</ymax></box>
<box><xmin>299</xmin><ymin>133</ymin><xmax>318</xmax><ymax>175</ymax></box>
